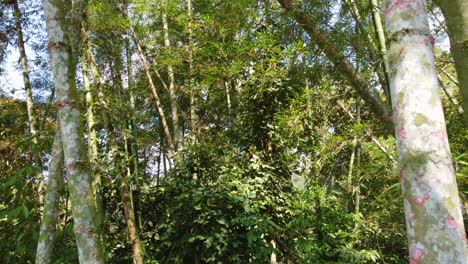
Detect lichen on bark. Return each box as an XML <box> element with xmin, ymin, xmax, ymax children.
<box><xmin>36</xmin><ymin>129</ymin><xmax>64</xmax><ymax>264</ymax></box>
<box><xmin>384</xmin><ymin>0</ymin><xmax>468</xmax><ymax>262</ymax></box>
<box><xmin>42</xmin><ymin>0</ymin><xmax>105</xmax><ymax>263</ymax></box>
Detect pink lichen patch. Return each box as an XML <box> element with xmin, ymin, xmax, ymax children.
<box><xmin>406</xmin><ymin>212</ymin><xmax>416</xmax><ymax>222</ymax></box>
<box><xmin>410</xmin><ymin>246</ymin><xmax>424</xmax><ymax>264</ymax></box>
<box><xmin>397</xmin><ymin>128</ymin><xmax>408</xmax><ymax>139</ymax></box>
<box><xmin>384</xmin><ymin>0</ymin><xmax>422</xmax><ymax>19</ymax></box>
<box><xmin>445</xmin><ymin>217</ymin><xmax>460</xmax><ymax>230</ymax></box>
<box><xmin>428</xmin><ymin>34</ymin><xmax>435</xmax><ymax>45</ymax></box>
<box><xmin>431</xmin><ymin>129</ymin><xmax>445</xmax><ymax>141</ymax></box>
<box><xmin>415</xmin><ymin>194</ymin><xmax>429</xmax><ymax>206</ymax></box>
<box><xmin>415</xmin><ymin>197</ymin><xmax>425</xmax><ymax>206</ymax></box>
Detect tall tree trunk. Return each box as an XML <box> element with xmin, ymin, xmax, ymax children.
<box><xmin>81</xmin><ymin>25</ymin><xmax>106</xmax><ymax>242</ymax></box>
<box><xmin>384</xmin><ymin>1</ymin><xmax>468</xmax><ymax>262</ymax></box>
<box><xmin>36</xmin><ymin>129</ymin><xmax>64</xmax><ymax>264</ymax></box>
<box><xmin>130</xmin><ymin>27</ymin><xmax>175</xmax><ymax>156</ymax></box>
<box><xmin>277</xmin><ymin>0</ymin><xmax>392</xmax><ymax>130</ymax></box>
<box><xmin>370</xmin><ymin>0</ymin><xmax>391</xmax><ymax>103</ymax></box>
<box><xmin>42</xmin><ymin>0</ymin><xmax>105</xmax><ymax>262</ymax></box>
<box><xmin>435</xmin><ymin>0</ymin><xmax>468</xmax><ymax>125</ymax></box>
<box><xmin>12</xmin><ymin>0</ymin><xmax>45</xmax><ymax>204</ymax></box>
<box><xmin>125</xmin><ymin>23</ymin><xmax>143</xmax><ymax>231</ymax></box>
<box><xmin>354</xmin><ymin>101</ymin><xmax>361</xmax><ymax>214</ymax></box>
<box><xmin>121</xmin><ymin>176</ymin><xmax>145</xmax><ymax>264</ymax></box>
<box><xmin>187</xmin><ymin>0</ymin><xmax>197</xmax><ymax>135</ymax></box>
<box><xmin>162</xmin><ymin>11</ymin><xmax>180</xmax><ymax>150</ymax></box>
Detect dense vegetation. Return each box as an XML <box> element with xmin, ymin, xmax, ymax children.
<box><xmin>0</xmin><ymin>0</ymin><xmax>466</xmax><ymax>263</ymax></box>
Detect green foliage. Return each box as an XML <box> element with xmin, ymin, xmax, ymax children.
<box><xmin>139</xmin><ymin>136</ymin><xmax>386</xmax><ymax>263</ymax></box>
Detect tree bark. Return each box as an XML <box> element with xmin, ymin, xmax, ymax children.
<box><xmin>435</xmin><ymin>0</ymin><xmax>468</xmax><ymax>125</ymax></box>
<box><xmin>12</xmin><ymin>0</ymin><xmax>45</xmax><ymax>204</ymax></box>
<box><xmin>121</xmin><ymin>179</ymin><xmax>145</xmax><ymax>264</ymax></box>
<box><xmin>384</xmin><ymin>1</ymin><xmax>468</xmax><ymax>262</ymax></box>
<box><xmin>125</xmin><ymin>21</ymin><xmax>143</xmax><ymax>231</ymax></box>
<box><xmin>187</xmin><ymin>0</ymin><xmax>197</xmax><ymax>135</ymax></box>
<box><xmin>81</xmin><ymin>25</ymin><xmax>105</xmax><ymax>243</ymax></box>
<box><xmin>370</xmin><ymin>0</ymin><xmax>391</xmax><ymax>103</ymax></box>
<box><xmin>277</xmin><ymin>0</ymin><xmax>392</xmax><ymax>130</ymax></box>
<box><xmin>130</xmin><ymin>27</ymin><xmax>176</xmax><ymax>156</ymax></box>
<box><xmin>42</xmin><ymin>0</ymin><xmax>105</xmax><ymax>262</ymax></box>
<box><xmin>162</xmin><ymin>11</ymin><xmax>180</xmax><ymax>150</ymax></box>
<box><xmin>36</xmin><ymin>129</ymin><xmax>64</xmax><ymax>264</ymax></box>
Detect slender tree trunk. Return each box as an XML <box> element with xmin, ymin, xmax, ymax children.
<box><xmin>13</xmin><ymin>0</ymin><xmax>45</xmax><ymax>204</ymax></box>
<box><xmin>36</xmin><ymin>129</ymin><xmax>64</xmax><ymax>264</ymax></box>
<box><xmin>354</xmin><ymin>101</ymin><xmax>361</xmax><ymax>214</ymax></box>
<box><xmin>42</xmin><ymin>0</ymin><xmax>105</xmax><ymax>262</ymax></box>
<box><xmin>125</xmin><ymin>24</ymin><xmax>143</xmax><ymax>231</ymax></box>
<box><xmin>270</xmin><ymin>239</ymin><xmax>278</xmax><ymax>264</ymax></box>
<box><xmin>82</xmin><ymin>51</ymin><xmax>98</xmax><ymax>169</ymax></box>
<box><xmin>82</xmin><ymin>27</ymin><xmax>105</xmax><ymax>238</ymax></box>
<box><xmin>370</xmin><ymin>0</ymin><xmax>391</xmax><ymax>103</ymax></box>
<box><xmin>130</xmin><ymin>28</ymin><xmax>175</xmax><ymax>156</ymax></box>
<box><xmin>162</xmin><ymin>11</ymin><xmax>180</xmax><ymax>150</ymax></box>
<box><xmin>121</xmin><ymin>178</ymin><xmax>144</xmax><ymax>264</ymax></box>
<box><xmin>187</xmin><ymin>0</ymin><xmax>197</xmax><ymax>134</ymax></box>
<box><xmin>435</xmin><ymin>0</ymin><xmax>468</xmax><ymax>125</ymax></box>
<box><xmin>384</xmin><ymin>1</ymin><xmax>468</xmax><ymax>262</ymax></box>
<box><xmin>438</xmin><ymin>76</ymin><xmax>464</xmax><ymax>116</ymax></box>
<box><xmin>224</xmin><ymin>81</ymin><xmax>232</xmax><ymax>115</ymax></box>
<box><xmin>347</xmin><ymin>135</ymin><xmax>357</xmax><ymax>212</ymax></box>
<box><xmin>277</xmin><ymin>0</ymin><xmax>392</xmax><ymax>129</ymax></box>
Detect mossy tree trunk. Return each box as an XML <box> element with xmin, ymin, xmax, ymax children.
<box><xmin>81</xmin><ymin>25</ymin><xmax>105</xmax><ymax>239</ymax></box>
<box><xmin>42</xmin><ymin>0</ymin><xmax>105</xmax><ymax>263</ymax></box>
<box><xmin>35</xmin><ymin>129</ymin><xmax>64</xmax><ymax>264</ymax></box>
<box><xmin>435</xmin><ymin>0</ymin><xmax>468</xmax><ymax>125</ymax></box>
<box><xmin>384</xmin><ymin>0</ymin><xmax>468</xmax><ymax>262</ymax></box>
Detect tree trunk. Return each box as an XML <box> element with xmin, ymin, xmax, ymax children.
<box><xmin>436</xmin><ymin>0</ymin><xmax>468</xmax><ymax>125</ymax></box>
<box><xmin>125</xmin><ymin>24</ymin><xmax>143</xmax><ymax>231</ymax></box>
<box><xmin>187</xmin><ymin>0</ymin><xmax>197</xmax><ymax>135</ymax></box>
<box><xmin>162</xmin><ymin>11</ymin><xmax>180</xmax><ymax>150</ymax></box>
<box><xmin>370</xmin><ymin>0</ymin><xmax>391</xmax><ymax>103</ymax></box>
<box><xmin>13</xmin><ymin>0</ymin><xmax>45</xmax><ymax>204</ymax></box>
<box><xmin>121</xmin><ymin>179</ymin><xmax>145</xmax><ymax>264</ymax></box>
<box><xmin>354</xmin><ymin>101</ymin><xmax>361</xmax><ymax>214</ymax></box>
<box><xmin>42</xmin><ymin>0</ymin><xmax>105</xmax><ymax>262</ymax></box>
<box><xmin>36</xmin><ymin>129</ymin><xmax>64</xmax><ymax>264</ymax></box>
<box><xmin>384</xmin><ymin>1</ymin><xmax>468</xmax><ymax>262</ymax></box>
<box><xmin>130</xmin><ymin>27</ymin><xmax>175</xmax><ymax>156</ymax></box>
<box><xmin>81</xmin><ymin>26</ymin><xmax>106</xmax><ymax>241</ymax></box>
